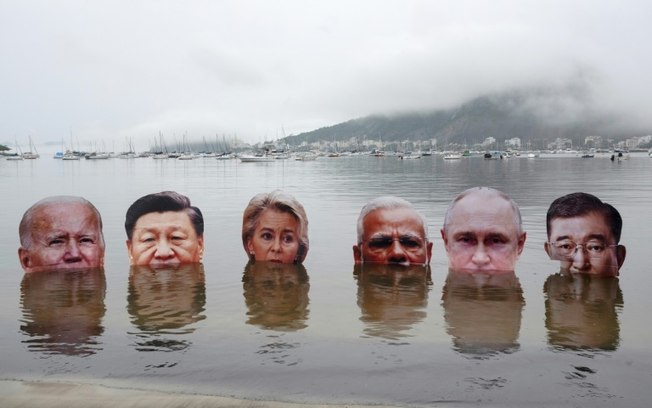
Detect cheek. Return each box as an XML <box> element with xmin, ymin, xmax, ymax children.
<box><xmin>132</xmin><ymin>243</ymin><xmax>154</xmax><ymax>258</ymax></box>
<box><xmin>252</xmin><ymin>237</ymin><xmax>270</xmax><ymax>250</ymax></box>
<box><xmin>450</xmin><ymin>250</ymin><xmax>469</xmax><ymax>262</ymax></box>
<box><xmin>81</xmin><ymin>246</ymin><xmax>102</xmax><ymax>257</ymax></box>
<box><xmin>42</xmin><ymin>247</ymin><xmax>66</xmax><ymax>262</ymax></box>
<box><xmin>281</xmin><ymin>251</ymin><xmax>298</xmax><ymax>263</ymax></box>
<box><xmin>28</xmin><ymin>249</ymin><xmax>55</xmax><ymax>266</ymax></box>
<box><xmin>590</xmin><ymin>256</ymin><xmax>614</xmax><ymax>271</ymax></box>
<box><xmin>407</xmin><ymin>249</ymin><xmax>428</xmax><ymax>263</ymax></box>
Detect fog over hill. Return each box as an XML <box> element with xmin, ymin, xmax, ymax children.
<box><xmin>281</xmin><ymin>84</ymin><xmax>650</xmax><ymax>149</ymax></box>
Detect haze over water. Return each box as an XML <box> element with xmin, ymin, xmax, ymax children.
<box><xmin>1</xmin><ymin>153</ymin><xmax>651</xmax><ymax>407</ymax></box>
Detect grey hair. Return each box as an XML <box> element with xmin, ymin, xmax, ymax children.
<box><xmin>19</xmin><ymin>196</ymin><xmax>105</xmax><ymax>249</ymax></box>
<box><xmin>356</xmin><ymin>196</ymin><xmax>429</xmax><ymax>243</ymax></box>
<box><xmin>442</xmin><ymin>187</ymin><xmax>522</xmax><ymax>233</ymax></box>
<box><xmin>242</xmin><ymin>190</ymin><xmax>309</xmax><ymax>263</ymax></box>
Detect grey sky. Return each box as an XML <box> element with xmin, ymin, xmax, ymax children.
<box><xmin>1</xmin><ymin>0</ymin><xmax>651</xmax><ymax>149</ymax></box>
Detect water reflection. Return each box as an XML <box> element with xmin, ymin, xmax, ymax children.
<box><xmin>544</xmin><ymin>271</ymin><xmax>623</xmax><ymax>351</ymax></box>
<box><xmin>442</xmin><ymin>270</ymin><xmax>524</xmax><ymax>358</ymax></box>
<box><xmin>242</xmin><ymin>261</ymin><xmax>310</xmax><ymax>331</ymax></box>
<box><xmin>354</xmin><ymin>264</ymin><xmax>431</xmax><ymax>340</ymax></box>
<box><xmin>19</xmin><ymin>268</ymin><xmax>106</xmax><ymax>356</ymax></box>
<box><xmin>127</xmin><ymin>264</ymin><xmax>206</xmax><ymax>352</ymax></box>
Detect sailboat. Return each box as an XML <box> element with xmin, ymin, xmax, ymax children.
<box><xmin>62</xmin><ymin>130</ymin><xmax>82</xmax><ymax>160</ymax></box>
<box><xmin>22</xmin><ymin>136</ymin><xmax>40</xmax><ymax>159</ymax></box>
<box><xmin>119</xmin><ymin>137</ymin><xmax>136</xmax><ymax>159</ymax></box>
<box><xmin>6</xmin><ymin>140</ymin><xmax>24</xmax><ymax>160</ymax></box>
<box><xmin>370</xmin><ymin>132</ymin><xmax>385</xmax><ymax>156</ymax></box>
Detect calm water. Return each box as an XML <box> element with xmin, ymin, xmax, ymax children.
<box><xmin>1</xmin><ymin>153</ymin><xmax>651</xmax><ymax>407</ymax></box>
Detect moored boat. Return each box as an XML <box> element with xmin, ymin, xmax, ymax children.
<box><xmin>239</xmin><ymin>154</ymin><xmax>275</xmax><ymax>163</ymax></box>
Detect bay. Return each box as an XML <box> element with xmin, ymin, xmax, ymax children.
<box><xmin>1</xmin><ymin>153</ymin><xmax>651</xmax><ymax>407</ymax></box>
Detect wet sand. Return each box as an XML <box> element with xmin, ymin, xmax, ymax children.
<box><xmin>0</xmin><ymin>380</ymin><xmax>408</xmax><ymax>408</ymax></box>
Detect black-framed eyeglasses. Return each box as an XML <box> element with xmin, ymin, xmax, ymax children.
<box><xmin>548</xmin><ymin>239</ymin><xmax>618</xmax><ymax>258</ymax></box>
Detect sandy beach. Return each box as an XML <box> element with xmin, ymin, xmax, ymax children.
<box><xmin>0</xmin><ymin>380</ymin><xmax>409</xmax><ymax>408</ymax></box>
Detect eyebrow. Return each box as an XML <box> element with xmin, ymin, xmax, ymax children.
<box><xmin>485</xmin><ymin>232</ymin><xmax>510</xmax><ymax>241</ymax></box>
<box><xmin>554</xmin><ymin>233</ymin><xmax>607</xmax><ymax>242</ymax></box>
<box><xmin>368</xmin><ymin>232</ymin><xmax>423</xmax><ymax>240</ymax></box>
<box><xmin>451</xmin><ymin>230</ymin><xmax>476</xmax><ymax>238</ymax></box>
<box><xmin>136</xmin><ymin>225</ymin><xmax>186</xmax><ymax>233</ymax></box>
<box><xmin>43</xmin><ymin>233</ymin><xmax>69</xmax><ymax>241</ymax></box>
<box><xmin>260</xmin><ymin>227</ymin><xmax>296</xmax><ymax>233</ymax></box>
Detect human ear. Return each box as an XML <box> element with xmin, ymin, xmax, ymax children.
<box><xmin>246</xmin><ymin>239</ymin><xmax>255</xmax><ymax>258</ymax></box>
<box><xmin>616</xmin><ymin>245</ymin><xmax>626</xmax><ymax>269</ymax></box>
<box><xmin>353</xmin><ymin>244</ymin><xmax>362</xmax><ymax>264</ymax></box>
<box><xmin>544</xmin><ymin>241</ymin><xmax>553</xmax><ymax>259</ymax></box>
<box><xmin>440</xmin><ymin>228</ymin><xmax>450</xmax><ymax>250</ymax></box>
<box><xmin>517</xmin><ymin>232</ymin><xmax>527</xmax><ymax>255</ymax></box>
<box><xmin>126</xmin><ymin>240</ymin><xmax>134</xmax><ymax>265</ymax></box>
<box><xmin>197</xmin><ymin>236</ymin><xmax>205</xmax><ymax>262</ymax></box>
<box><xmin>18</xmin><ymin>247</ymin><xmax>32</xmax><ymax>271</ymax></box>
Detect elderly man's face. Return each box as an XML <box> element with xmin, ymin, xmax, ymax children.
<box><xmin>19</xmin><ymin>203</ymin><xmax>105</xmax><ymax>273</ymax></box>
<box><xmin>127</xmin><ymin>211</ymin><xmax>204</xmax><ymax>267</ymax></box>
<box><xmin>545</xmin><ymin>212</ymin><xmax>625</xmax><ymax>276</ymax></box>
<box><xmin>441</xmin><ymin>194</ymin><xmax>525</xmax><ymax>273</ymax></box>
<box><xmin>354</xmin><ymin>208</ymin><xmax>432</xmax><ymax>265</ymax></box>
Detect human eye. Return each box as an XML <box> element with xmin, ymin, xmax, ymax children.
<box><xmin>79</xmin><ymin>236</ymin><xmax>96</xmax><ymax>245</ymax></box>
<box><xmin>399</xmin><ymin>236</ymin><xmax>423</xmax><ymax>249</ymax></box>
<box><xmin>171</xmin><ymin>234</ymin><xmax>186</xmax><ymax>242</ymax></box>
<box><xmin>555</xmin><ymin>240</ymin><xmax>574</xmax><ymax>251</ymax></box>
<box><xmin>260</xmin><ymin>231</ymin><xmax>274</xmax><ymax>241</ymax></box>
<box><xmin>48</xmin><ymin>238</ymin><xmax>66</xmax><ymax>247</ymax></box>
<box><xmin>486</xmin><ymin>235</ymin><xmax>508</xmax><ymax>246</ymax></box>
<box><xmin>140</xmin><ymin>234</ymin><xmax>156</xmax><ymax>243</ymax></box>
<box><xmin>282</xmin><ymin>233</ymin><xmax>296</xmax><ymax>244</ymax></box>
<box><xmin>368</xmin><ymin>237</ymin><xmax>391</xmax><ymax>250</ymax></box>
<box><xmin>455</xmin><ymin>234</ymin><xmax>475</xmax><ymax>245</ymax></box>
<box><xmin>586</xmin><ymin>241</ymin><xmax>606</xmax><ymax>254</ymax></box>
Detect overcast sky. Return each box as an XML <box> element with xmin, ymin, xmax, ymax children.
<box><xmin>1</xmin><ymin>0</ymin><xmax>651</xmax><ymax>149</ymax></box>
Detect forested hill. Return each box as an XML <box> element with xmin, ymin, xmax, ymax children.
<box><xmin>281</xmin><ymin>90</ymin><xmax>646</xmax><ymax>148</ymax></box>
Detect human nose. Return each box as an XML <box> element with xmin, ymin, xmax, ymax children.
<box><xmin>271</xmin><ymin>236</ymin><xmax>283</xmax><ymax>252</ymax></box>
<box><xmin>571</xmin><ymin>246</ymin><xmax>590</xmax><ymax>270</ymax></box>
<box><xmin>387</xmin><ymin>240</ymin><xmax>408</xmax><ymax>264</ymax></box>
<box><xmin>154</xmin><ymin>239</ymin><xmax>174</xmax><ymax>259</ymax></box>
<box><xmin>63</xmin><ymin>241</ymin><xmax>82</xmax><ymax>262</ymax></box>
<box><xmin>471</xmin><ymin>243</ymin><xmax>490</xmax><ymax>266</ymax></box>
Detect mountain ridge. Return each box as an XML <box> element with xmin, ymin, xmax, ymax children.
<box><xmin>281</xmin><ymin>88</ymin><xmax>647</xmax><ymax>149</ymax></box>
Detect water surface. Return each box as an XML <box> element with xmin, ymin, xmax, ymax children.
<box><xmin>1</xmin><ymin>153</ymin><xmax>651</xmax><ymax>407</ymax></box>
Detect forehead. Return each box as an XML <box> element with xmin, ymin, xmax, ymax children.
<box><xmin>447</xmin><ymin>194</ymin><xmax>518</xmax><ymax>233</ymax></box>
<box><xmin>134</xmin><ymin>210</ymin><xmax>194</xmax><ymax>230</ymax></box>
<box><xmin>363</xmin><ymin>207</ymin><xmax>424</xmax><ymax>236</ymax></box>
<box><xmin>548</xmin><ymin>212</ymin><xmax>613</xmax><ymax>240</ymax></box>
<box><xmin>34</xmin><ymin>203</ymin><xmax>99</xmax><ymax>231</ymax></box>
<box><xmin>257</xmin><ymin>209</ymin><xmax>298</xmax><ymax>229</ymax></box>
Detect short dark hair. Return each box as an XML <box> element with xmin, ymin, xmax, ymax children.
<box><xmin>546</xmin><ymin>192</ymin><xmax>623</xmax><ymax>242</ymax></box>
<box><xmin>125</xmin><ymin>191</ymin><xmax>204</xmax><ymax>240</ymax></box>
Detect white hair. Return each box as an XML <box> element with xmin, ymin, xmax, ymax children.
<box><xmin>19</xmin><ymin>196</ymin><xmax>104</xmax><ymax>249</ymax></box>
<box><xmin>356</xmin><ymin>196</ymin><xmax>428</xmax><ymax>243</ymax></box>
